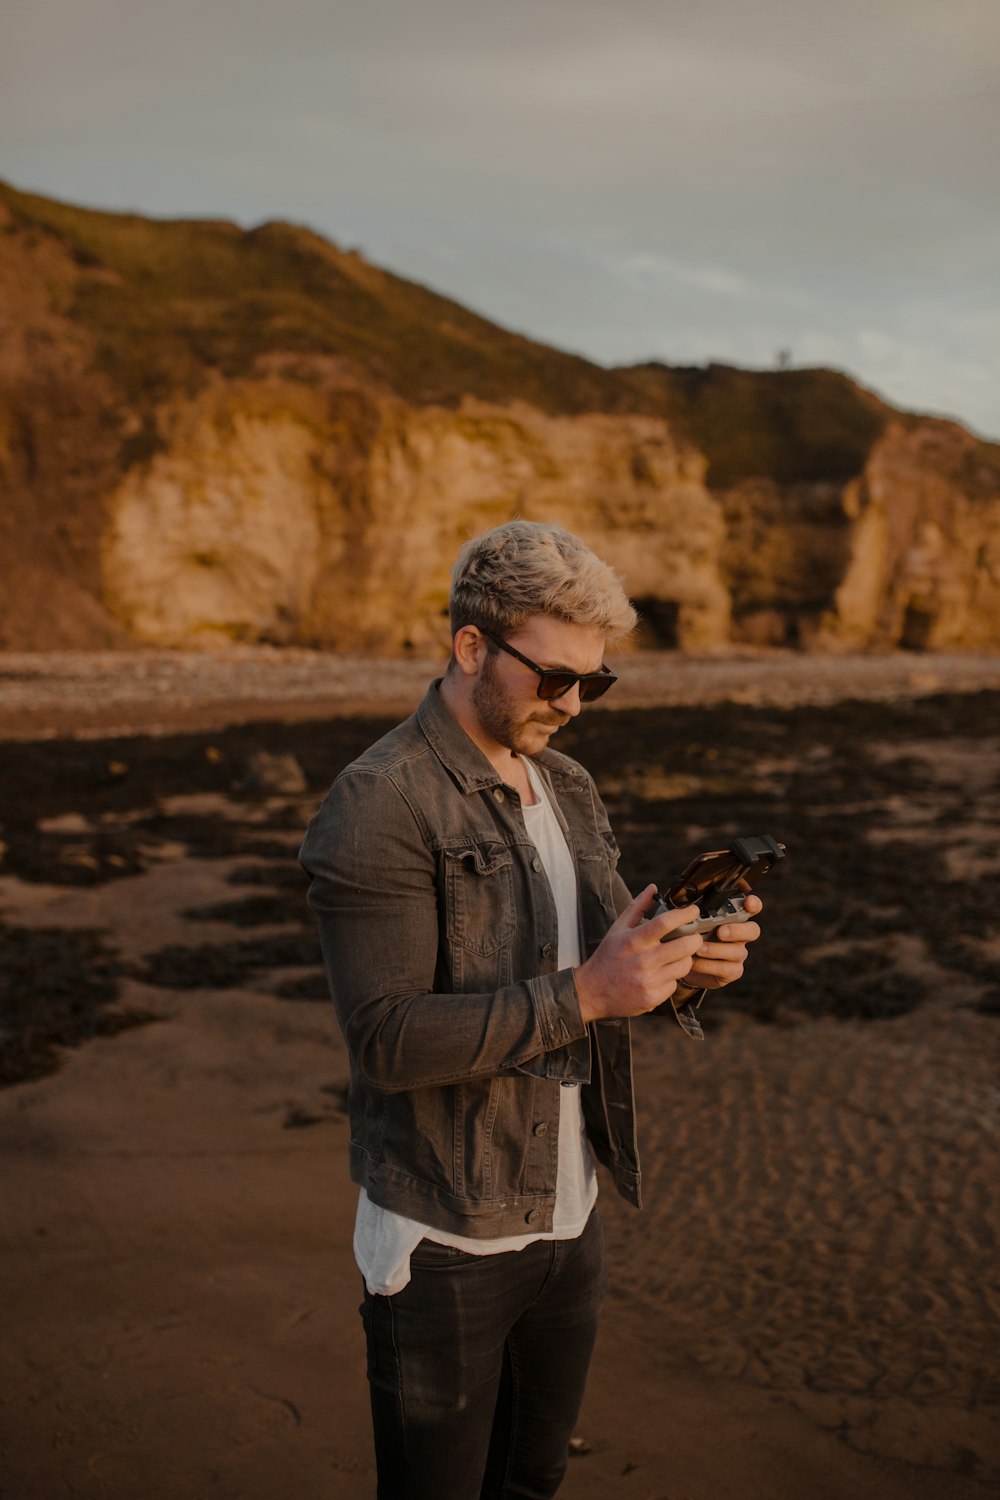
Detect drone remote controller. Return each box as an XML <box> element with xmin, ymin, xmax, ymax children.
<box><xmin>649</xmin><ymin>835</ymin><xmax>786</xmax><ymax>1040</ymax></box>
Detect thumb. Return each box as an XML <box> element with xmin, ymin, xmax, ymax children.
<box><xmin>619</xmin><ymin>883</ymin><xmax>659</xmax><ymax>928</ymax></box>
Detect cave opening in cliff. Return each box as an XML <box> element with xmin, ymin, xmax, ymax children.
<box><xmin>633</xmin><ymin>597</ymin><xmax>680</xmax><ymax>649</ymax></box>
<box><xmin>900</xmin><ymin>602</ymin><xmax>935</xmax><ymax>651</ymax></box>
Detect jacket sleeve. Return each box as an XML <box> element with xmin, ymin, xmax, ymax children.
<box><xmin>298</xmin><ymin>768</ymin><xmax>590</xmax><ymax>1093</ymax></box>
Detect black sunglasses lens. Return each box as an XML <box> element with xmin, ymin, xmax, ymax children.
<box><xmin>537</xmin><ymin>673</ymin><xmax>579</xmax><ymax>700</ymax></box>
<box><xmin>538</xmin><ymin>671</ymin><xmax>617</xmax><ymax>702</ymax></box>
<box><xmin>579</xmin><ymin>674</ymin><xmax>615</xmax><ymax>702</ymax></box>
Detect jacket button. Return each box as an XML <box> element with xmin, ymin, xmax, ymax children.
<box><xmin>532</xmin><ymin>856</ymin><xmax>542</xmax><ymax>872</ymax></box>
<box><xmin>533</xmin><ymin>1122</ymin><xmax>548</xmax><ymax>1136</ymax></box>
<box><xmin>493</xmin><ymin>788</ymin><xmax>505</xmax><ymax>802</ymax></box>
<box><xmin>526</xmin><ymin>1210</ymin><xmax>541</xmax><ymax>1224</ymax></box>
<box><xmin>541</xmin><ymin>942</ymin><xmax>554</xmax><ymax>958</ymax></box>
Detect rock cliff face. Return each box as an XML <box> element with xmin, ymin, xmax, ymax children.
<box><xmin>101</xmin><ymin>385</ymin><xmax>726</xmax><ymax>651</ymax></box>
<box><xmin>715</xmin><ymin>421</ymin><xmax>1000</xmax><ymax>650</ymax></box>
<box><xmin>1</xmin><ymin>180</ymin><xmax>998</xmax><ymax>653</ymax></box>
<box><xmin>824</xmin><ymin>423</ymin><xmax>1000</xmax><ymax>650</ymax></box>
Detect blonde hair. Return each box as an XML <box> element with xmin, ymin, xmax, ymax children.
<box><xmin>449</xmin><ymin>521</ymin><xmax>637</xmax><ymax>644</ymax></box>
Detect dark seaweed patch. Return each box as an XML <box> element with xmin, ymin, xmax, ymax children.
<box><xmin>182</xmin><ymin>890</ymin><xmax>309</xmax><ymax>927</ymax></box>
<box><xmin>227</xmin><ymin>862</ymin><xmax>311</xmax><ymax>889</ymax></box>
<box><xmin>2</xmin><ymin>829</ymin><xmax>148</xmax><ymax>886</ymax></box>
<box><xmin>137</xmin><ymin>932</ymin><xmax>323</xmax><ymax>989</ymax></box>
<box><xmin>1</xmin><ymin>691</ymin><xmax>996</xmax><ymax>1089</ymax></box>
<box><xmin>0</xmin><ymin>922</ymin><xmax>154</xmax><ymax>1084</ymax></box>
<box><xmin>272</xmin><ymin>973</ymin><xmax>332</xmax><ymax>1002</ymax></box>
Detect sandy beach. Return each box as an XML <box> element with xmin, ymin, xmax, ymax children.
<box><xmin>1</xmin><ymin>650</ymin><xmax>998</xmax><ymax>1499</ymax></box>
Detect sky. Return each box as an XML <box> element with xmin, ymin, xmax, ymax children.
<box><xmin>3</xmin><ymin>0</ymin><xmax>999</xmax><ymax>439</ymax></box>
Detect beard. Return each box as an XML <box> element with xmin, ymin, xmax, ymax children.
<box><xmin>471</xmin><ymin>651</ymin><xmax>569</xmax><ymax>755</ymax></box>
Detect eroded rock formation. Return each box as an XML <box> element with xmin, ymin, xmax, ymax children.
<box><xmin>824</xmin><ymin>422</ymin><xmax>1000</xmax><ymax>651</ymax></box>
<box><xmin>1</xmin><ymin>180</ymin><xmax>998</xmax><ymax>653</ymax></box>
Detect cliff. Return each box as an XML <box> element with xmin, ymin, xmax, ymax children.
<box><xmin>1</xmin><ymin>180</ymin><xmax>997</xmax><ymax>652</ymax></box>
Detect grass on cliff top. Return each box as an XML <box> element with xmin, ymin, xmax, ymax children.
<box><xmin>624</xmin><ymin>362</ymin><xmax>891</xmax><ymax>486</ymax></box>
<box><xmin>0</xmin><ymin>178</ymin><xmax>905</xmax><ymax>485</ymax></box>
<box><xmin>0</xmin><ymin>181</ymin><xmax>628</xmax><ymax>417</ymax></box>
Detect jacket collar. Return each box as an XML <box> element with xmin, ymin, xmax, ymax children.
<box><xmin>416</xmin><ymin>679</ymin><xmax>588</xmax><ymax>794</ymax></box>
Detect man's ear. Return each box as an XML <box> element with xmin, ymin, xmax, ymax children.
<box><xmin>451</xmin><ymin>625</ymin><xmax>486</xmax><ymax>679</ymax></box>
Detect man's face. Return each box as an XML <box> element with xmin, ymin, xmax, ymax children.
<box><xmin>469</xmin><ymin>615</ymin><xmax>608</xmax><ymax>757</ymax></box>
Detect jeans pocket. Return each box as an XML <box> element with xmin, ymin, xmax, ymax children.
<box><xmin>408</xmin><ymin>1238</ymin><xmax>482</xmax><ymax>1270</ymax></box>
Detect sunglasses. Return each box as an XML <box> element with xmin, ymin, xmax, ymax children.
<box><xmin>482</xmin><ymin>632</ymin><xmax>618</xmax><ymax>703</ymax></box>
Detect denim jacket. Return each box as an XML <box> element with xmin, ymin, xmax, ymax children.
<box><xmin>299</xmin><ymin>681</ymin><xmax>642</xmax><ymax>1238</ymax></box>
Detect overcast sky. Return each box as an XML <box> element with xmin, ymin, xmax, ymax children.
<box><xmin>4</xmin><ymin>0</ymin><xmax>998</xmax><ymax>438</ymax></box>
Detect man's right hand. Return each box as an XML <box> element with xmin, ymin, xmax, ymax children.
<box><xmin>574</xmin><ymin>884</ymin><xmax>703</xmax><ymax>1023</ymax></box>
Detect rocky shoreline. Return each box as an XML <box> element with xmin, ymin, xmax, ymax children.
<box><xmin>1</xmin><ymin>647</ymin><xmax>998</xmax><ymax>740</ymax></box>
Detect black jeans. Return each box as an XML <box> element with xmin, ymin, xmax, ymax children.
<box><xmin>359</xmin><ymin>1209</ymin><xmax>607</xmax><ymax>1500</ymax></box>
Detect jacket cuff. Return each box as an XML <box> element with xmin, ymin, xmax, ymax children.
<box><xmin>515</xmin><ymin>969</ymin><xmax>592</xmax><ymax>1082</ymax></box>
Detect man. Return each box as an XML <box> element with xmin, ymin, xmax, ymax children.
<box><xmin>299</xmin><ymin>521</ymin><xmax>762</xmax><ymax>1499</ymax></box>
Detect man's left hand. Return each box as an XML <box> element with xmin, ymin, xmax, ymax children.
<box><xmin>683</xmin><ymin>894</ymin><xmax>763</xmax><ymax>992</ymax></box>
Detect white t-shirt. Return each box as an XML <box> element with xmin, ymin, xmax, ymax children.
<box><xmin>354</xmin><ymin>755</ymin><xmax>598</xmax><ymax>1294</ymax></box>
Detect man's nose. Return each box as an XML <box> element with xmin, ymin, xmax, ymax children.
<box><xmin>551</xmin><ymin>682</ymin><xmax>583</xmax><ymax>716</ymax></box>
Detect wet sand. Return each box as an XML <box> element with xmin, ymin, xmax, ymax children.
<box><xmin>0</xmin><ymin>652</ymin><xmax>997</xmax><ymax>1498</ymax></box>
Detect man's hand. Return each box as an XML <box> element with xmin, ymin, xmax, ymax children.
<box><xmin>681</xmin><ymin>893</ymin><xmax>763</xmax><ymax>993</ymax></box>
<box><xmin>574</xmin><ymin>885</ymin><xmax>705</xmax><ymax>1023</ymax></box>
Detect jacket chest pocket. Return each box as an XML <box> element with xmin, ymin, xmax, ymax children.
<box><xmin>442</xmin><ymin>841</ymin><xmax>516</xmax><ymax>956</ymax></box>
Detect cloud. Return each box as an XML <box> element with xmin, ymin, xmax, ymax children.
<box><xmin>2</xmin><ymin>0</ymin><xmax>998</xmax><ymax>437</ymax></box>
